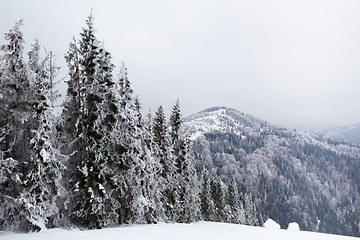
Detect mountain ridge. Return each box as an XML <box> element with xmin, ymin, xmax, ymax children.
<box><xmin>184</xmin><ymin>106</ymin><xmax>360</xmax><ymax>237</ymax></box>
<box><xmin>315</xmin><ymin>123</ymin><xmax>360</xmax><ymax>145</ymax></box>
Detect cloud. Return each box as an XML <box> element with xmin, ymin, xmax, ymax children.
<box><xmin>1</xmin><ymin>0</ymin><xmax>360</xmax><ymax>128</ymax></box>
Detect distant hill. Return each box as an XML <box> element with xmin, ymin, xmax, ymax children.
<box><xmin>316</xmin><ymin>123</ymin><xmax>360</xmax><ymax>145</ymax></box>
<box><xmin>184</xmin><ymin>107</ymin><xmax>360</xmax><ymax>237</ymax></box>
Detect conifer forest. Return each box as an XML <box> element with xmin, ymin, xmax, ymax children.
<box><xmin>0</xmin><ymin>16</ymin><xmax>262</xmax><ymax>232</ymax></box>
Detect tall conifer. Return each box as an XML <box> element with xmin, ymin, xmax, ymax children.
<box><xmin>153</xmin><ymin>106</ymin><xmax>178</xmax><ymax>221</ymax></box>
<box><xmin>62</xmin><ymin>14</ymin><xmax>119</xmax><ymax>229</ymax></box>
<box><xmin>169</xmin><ymin>100</ymin><xmax>200</xmax><ymax>223</ymax></box>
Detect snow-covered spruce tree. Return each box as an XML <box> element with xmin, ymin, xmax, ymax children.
<box><xmin>169</xmin><ymin>99</ymin><xmax>182</xmax><ymax>145</ymax></box>
<box><xmin>0</xmin><ymin>20</ymin><xmax>40</xmax><ymax>232</ymax></box>
<box><xmin>24</xmin><ymin>40</ymin><xmax>66</xmax><ymax>229</ymax></box>
<box><xmin>210</xmin><ymin>175</ymin><xmax>230</xmax><ymax>222</ymax></box>
<box><xmin>114</xmin><ymin>66</ymin><xmax>173</xmax><ymax>225</ymax></box>
<box><xmin>243</xmin><ymin>192</ymin><xmax>259</xmax><ymax>226</ymax></box>
<box><xmin>226</xmin><ymin>179</ymin><xmax>245</xmax><ymax>224</ymax></box>
<box><xmin>62</xmin><ymin>14</ymin><xmax>119</xmax><ymax>229</ymax></box>
<box><xmin>0</xmin><ymin>20</ymin><xmax>33</xmax><ymax>168</ymax></box>
<box><xmin>142</xmin><ymin>110</ymin><xmax>165</xmax><ymax>222</ymax></box>
<box><xmin>0</xmin><ymin>21</ymin><xmax>66</xmax><ymax>232</ymax></box>
<box><xmin>122</xmin><ymin>97</ymin><xmax>163</xmax><ymax>224</ymax></box>
<box><xmin>169</xmin><ymin>100</ymin><xmax>200</xmax><ymax>223</ymax></box>
<box><xmin>175</xmin><ymin>136</ymin><xmax>201</xmax><ymax>223</ymax></box>
<box><xmin>152</xmin><ymin>105</ymin><xmax>178</xmax><ymax>222</ymax></box>
<box><xmin>112</xmin><ymin>64</ymin><xmax>151</xmax><ymax>224</ymax></box>
<box><xmin>200</xmin><ymin>169</ymin><xmax>216</xmax><ymax>221</ymax></box>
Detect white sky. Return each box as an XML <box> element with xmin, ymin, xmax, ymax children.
<box><xmin>1</xmin><ymin>0</ymin><xmax>360</xmax><ymax>129</ymax></box>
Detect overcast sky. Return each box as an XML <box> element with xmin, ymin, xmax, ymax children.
<box><xmin>2</xmin><ymin>0</ymin><xmax>360</xmax><ymax>129</ymax></box>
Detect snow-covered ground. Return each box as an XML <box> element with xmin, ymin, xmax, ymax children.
<box><xmin>1</xmin><ymin>222</ymin><xmax>358</xmax><ymax>240</ymax></box>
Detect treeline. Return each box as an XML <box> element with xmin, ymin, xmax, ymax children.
<box><xmin>0</xmin><ymin>16</ymin><xmax>261</xmax><ymax>231</ymax></box>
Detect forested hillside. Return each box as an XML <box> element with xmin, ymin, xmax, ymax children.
<box><xmin>185</xmin><ymin>107</ymin><xmax>360</xmax><ymax>237</ymax></box>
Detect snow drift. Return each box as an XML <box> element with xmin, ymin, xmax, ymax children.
<box><xmin>1</xmin><ymin>222</ymin><xmax>358</xmax><ymax>240</ymax></box>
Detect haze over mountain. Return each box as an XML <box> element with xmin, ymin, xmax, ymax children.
<box><xmin>184</xmin><ymin>106</ymin><xmax>360</xmax><ymax>237</ymax></box>
<box><xmin>313</xmin><ymin>123</ymin><xmax>360</xmax><ymax>145</ymax></box>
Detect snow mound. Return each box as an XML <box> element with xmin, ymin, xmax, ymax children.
<box><xmin>264</xmin><ymin>218</ymin><xmax>280</xmax><ymax>230</ymax></box>
<box><xmin>287</xmin><ymin>222</ymin><xmax>300</xmax><ymax>232</ymax></box>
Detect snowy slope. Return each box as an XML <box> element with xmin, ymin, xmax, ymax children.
<box><xmin>1</xmin><ymin>222</ymin><xmax>358</xmax><ymax>240</ymax></box>
<box><xmin>184</xmin><ymin>106</ymin><xmax>269</xmax><ymax>140</ymax></box>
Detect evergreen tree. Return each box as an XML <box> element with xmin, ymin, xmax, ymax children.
<box><xmin>23</xmin><ymin>39</ymin><xmax>66</xmax><ymax>229</ymax></box>
<box><xmin>0</xmin><ymin>20</ymin><xmax>32</xmax><ymax>165</ymax></box>
<box><xmin>143</xmin><ymin>110</ymin><xmax>165</xmax><ymax>222</ymax></box>
<box><xmin>243</xmin><ymin>192</ymin><xmax>258</xmax><ymax>226</ymax></box>
<box><xmin>153</xmin><ymin>106</ymin><xmax>178</xmax><ymax>221</ymax></box>
<box><xmin>0</xmin><ymin>20</ymin><xmax>39</xmax><ymax>232</ymax></box>
<box><xmin>169</xmin><ymin>100</ymin><xmax>200</xmax><ymax>223</ymax></box>
<box><xmin>169</xmin><ymin>99</ymin><xmax>182</xmax><ymax>145</ymax></box>
<box><xmin>125</xmin><ymin>98</ymin><xmax>163</xmax><ymax>224</ymax></box>
<box><xmin>226</xmin><ymin>179</ymin><xmax>245</xmax><ymax>224</ymax></box>
<box><xmin>61</xmin><ymin>37</ymin><xmax>81</xmax><ymax>155</ymax></box>
<box><xmin>210</xmin><ymin>176</ymin><xmax>229</xmax><ymax>222</ymax></box>
<box><xmin>62</xmin><ymin>14</ymin><xmax>119</xmax><ymax>229</ymax></box>
<box><xmin>113</xmin><ymin>65</ymin><xmax>149</xmax><ymax>224</ymax></box>
<box><xmin>0</xmin><ymin>21</ymin><xmax>66</xmax><ymax>232</ymax></box>
<box><xmin>178</xmin><ymin>136</ymin><xmax>201</xmax><ymax>223</ymax></box>
<box><xmin>200</xmin><ymin>169</ymin><xmax>216</xmax><ymax>221</ymax></box>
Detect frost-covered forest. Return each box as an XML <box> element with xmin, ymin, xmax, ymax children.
<box><xmin>0</xmin><ymin>16</ymin><xmax>262</xmax><ymax>232</ymax></box>
<box><xmin>185</xmin><ymin>107</ymin><xmax>360</xmax><ymax>237</ymax></box>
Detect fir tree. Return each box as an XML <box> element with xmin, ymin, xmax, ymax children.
<box><xmin>143</xmin><ymin>110</ymin><xmax>165</xmax><ymax>222</ymax></box>
<box><xmin>178</xmin><ymin>136</ymin><xmax>201</xmax><ymax>223</ymax></box>
<box><xmin>169</xmin><ymin>100</ymin><xmax>200</xmax><ymax>223</ymax></box>
<box><xmin>0</xmin><ymin>20</ymin><xmax>39</xmax><ymax>232</ymax></box>
<box><xmin>114</xmin><ymin>65</ymin><xmax>148</xmax><ymax>224</ymax></box>
<box><xmin>169</xmin><ymin>99</ymin><xmax>182</xmax><ymax>145</ymax></box>
<box><xmin>62</xmin><ymin>14</ymin><xmax>119</xmax><ymax>229</ymax></box>
<box><xmin>0</xmin><ymin>19</ymin><xmax>32</xmax><ymax>164</ymax></box>
<box><xmin>0</xmin><ymin>21</ymin><xmax>66</xmax><ymax>232</ymax></box>
<box><xmin>210</xmin><ymin>176</ymin><xmax>229</xmax><ymax>222</ymax></box>
<box><xmin>200</xmin><ymin>169</ymin><xmax>216</xmax><ymax>221</ymax></box>
<box><xmin>130</xmin><ymin>99</ymin><xmax>162</xmax><ymax>224</ymax></box>
<box><xmin>23</xmin><ymin>39</ymin><xmax>66</xmax><ymax>229</ymax></box>
<box><xmin>226</xmin><ymin>179</ymin><xmax>245</xmax><ymax>224</ymax></box>
<box><xmin>153</xmin><ymin>106</ymin><xmax>178</xmax><ymax>222</ymax></box>
<box><xmin>243</xmin><ymin>192</ymin><xmax>258</xmax><ymax>226</ymax></box>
